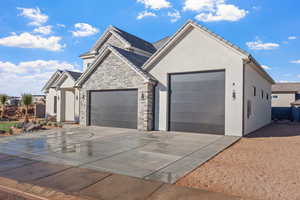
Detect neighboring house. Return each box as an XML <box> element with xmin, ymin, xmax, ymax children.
<box><xmin>42</xmin><ymin>70</ymin><xmax>82</xmax><ymax>122</ymax></box>
<box><xmin>45</xmin><ymin>20</ymin><xmax>274</xmax><ymax>136</ymax></box>
<box><xmin>7</xmin><ymin>96</ymin><xmax>21</xmax><ymax>106</ymax></box>
<box><xmin>272</xmin><ymin>83</ymin><xmax>300</xmax><ymax>121</ymax></box>
<box><xmin>32</xmin><ymin>95</ymin><xmax>46</xmax><ymax>104</ymax></box>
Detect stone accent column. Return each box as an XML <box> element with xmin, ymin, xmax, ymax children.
<box><xmin>138</xmin><ymin>81</ymin><xmax>155</xmax><ymax>131</ymax></box>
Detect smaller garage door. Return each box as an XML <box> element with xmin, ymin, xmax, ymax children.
<box><xmin>89</xmin><ymin>90</ymin><xmax>138</xmax><ymax>129</ymax></box>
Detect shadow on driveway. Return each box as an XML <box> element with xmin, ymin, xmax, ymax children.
<box><xmin>246</xmin><ymin>121</ymin><xmax>300</xmax><ymax>138</ymax></box>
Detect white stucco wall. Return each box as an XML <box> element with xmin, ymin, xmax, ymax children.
<box><xmin>148</xmin><ymin>26</ymin><xmax>247</xmax><ymax>136</ymax></box>
<box><xmin>272</xmin><ymin>93</ymin><xmax>295</xmax><ymax>107</ymax></box>
<box><xmin>83</xmin><ymin>58</ymin><xmax>96</xmax><ymax>71</ymax></box>
<box><xmin>60</xmin><ymin>76</ymin><xmax>75</xmax><ymax>89</ymax></box>
<box><xmin>244</xmin><ymin>62</ymin><xmax>272</xmax><ymax>135</ymax></box>
<box><xmin>45</xmin><ymin>88</ymin><xmax>58</xmax><ymax>117</ymax></box>
<box><xmin>56</xmin><ymin>75</ymin><xmax>77</xmax><ymax>122</ymax></box>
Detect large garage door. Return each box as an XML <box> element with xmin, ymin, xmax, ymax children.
<box><xmin>169</xmin><ymin>71</ymin><xmax>225</xmax><ymax>135</ymax></box>
<box><xmin>89</xmin><ymin>90</ymin><xmax>138</xmax><ymax>129</ymax></box>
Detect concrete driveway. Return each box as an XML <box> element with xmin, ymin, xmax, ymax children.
<box><xmin>0</xmin><ymin>126</ymin><xmax>239</xmax><ymax>183</ymax></box>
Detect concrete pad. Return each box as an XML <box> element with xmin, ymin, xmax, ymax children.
<box><xmin>0</xmin><ymin>126</ymin><xmax>240</xmax><ymax>184</ymax></box>
<box><xmin>147</xmin><ymin>184</ymin><xmax>241</xmax><ymax>200</ymax></box>
<box><xmin>145</xmin><ymin>136</ymin><xmax>240</xmax><ymax>183</ymax></box>
<box><xmin>85</xmin><ymin>149</ymin><xmax>180</xmax><ymax>177</ymax></box>
<box><xmin>31</xmin><ymin>154</ymin><xmax>83</xmax><ymax>166</ymax></box>
<box><xmin>0</xmin><ymin>162</ymin><xmax>71</xmax><ymax>182</ymax></box>
<box><xmin>33</xmin><ymin>167</ymin><xmax>111</xmax><ymax>193</ymax></box>
<box><xmin>0</xmin><ymin>157</ymin><xmax>37</xmax><ymax>172</ymax></box>
<box><xmin>80</xmin><ymin>174</ymin><xmax>163</xmax><ymax>200</ymax></box>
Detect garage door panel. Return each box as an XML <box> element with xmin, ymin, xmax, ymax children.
<box><xmin>170</xmin><ymin>122</ymin><xmax>224</xmax><ymax>134</ymax></box>
<box><xmin>169</xmin><ymin>71</ymin><xmax>225</xmax><ymax>134</ymax></box>
<box><xmin>89</xmin><ymin>90</ymin><xmax>138</xmax><ymax>129</ymax></box>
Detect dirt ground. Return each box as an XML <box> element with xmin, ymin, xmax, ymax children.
<box><xmin>176</xmin><ymin>122</ymin><xmax>300</xmax><ymax>200</ymax></box>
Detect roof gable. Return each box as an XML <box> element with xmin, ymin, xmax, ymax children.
<box><xmin>76</xmin><ymin>45</ymin><xmax>155</xmax><ymax>87</ymax></box>
<box><xmin>54</xmin><ymin>70</ymin><xmax>82</xmax><ymax>88</ymax></box>
<box><xmin>42</xmin><ymin>70</ymin><xmax>63</xmax><ymax>92</ymax></box>
<box><xmin>142</xmin><ymin>20</ymin><xmax>274</xmax><ymax>84</ymax></box>
<box><xmin>142</xmin><ymin>20</ymin><xmax>249</xmax><ymax>71</ymax></box>
<box><xmin>81</xmin><ymin>26</ymin><xmax>156</xmax><ymax>58</ymax></box>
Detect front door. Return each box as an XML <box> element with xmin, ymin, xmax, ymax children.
<box><xmin>65</xmin><ymin>90</ymin><xmax>75</xmax><ymax>121</ymax></box>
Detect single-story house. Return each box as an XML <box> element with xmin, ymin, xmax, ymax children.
<box><xmin>42</xmin><ymin>70</ymin><xmax>82</xmax><ymax>122</ymax></box>
<box><xmin>272</xmin><ymin>83</ymin><xmax>300</xmax><ymax>121</ymax></box>
<box><xmin>44</xmin><ymin>20</ymin><xmax>274</xmax><ymax>136</ymax></box>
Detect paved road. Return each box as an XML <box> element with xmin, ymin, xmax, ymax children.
<box><xmin>0</xmin><ymin>153</ymin><xmax>243</xmax><ymax>200</ymax></box>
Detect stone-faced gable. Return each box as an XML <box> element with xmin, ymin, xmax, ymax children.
<box><xmin>81</xmin><ymin>52</ymin><xmax>144</xmax><ymax>90</ymax></box>
<box><xmin>79</xmin><ymin>51</ymin><xmax>154</xmax><ymax>131</ymax></box>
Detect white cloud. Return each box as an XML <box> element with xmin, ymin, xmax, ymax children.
<box><xmin>137</xmin><ymin>0</ymin><xmax>171</xmax><ymax>10</ymax></box>
<box><xmin>288</xmin><ymin>36</ymin><xmax>297</xmax><ymax>40</ymax></box>
<box><xmin>71</xmin><ymin>23</ymin><xmax>99</xmax><ymax>37</ymax></box>
<box><xmin>0</xmin><ymin>32</ymin><xmax>65</xmax><ymax>51</ymax></box>
<box><xmin>167</xmin><ymin>10</ymin><xmax>181</xmax><ymax>22</ymax></box>
<box><xmin>0</xmin><ymin>60</ymin><xmax>78</xmax><ymax>96</ymax></box>
<box><xmin>291</xmin><ymin>60</ymin><xmax>300</xmax><ymax>64</ymax></box>
<box><xmin>57</xmin><ymin>24</ymin><xmax>66</xmax><ymax>28</ymax></box>
<box><xmin>246</xmin><ymin>39</ymin><xmax>279</xmax><ymax>50</ymax></box>
<box><xmin>183</xmin><ymin>0</ymin><xmax>223</xmax><ymax>12</ymax></box>
<box><xmin>17</xmin><ymin>7</ymin><xmax>48</xmax><ymax>26</ymax></box>
<box><xmin>137</xmin><ymin>11</ymin><xmax>157</xmax><ymax>19</ymax></box>
<box><xmin>183</xmin><ymin>0</ymin><xmax>247</xmax><ymax>22</ymax></box>
<box><xmin>195</xmin><ymin>4</ymin><xmax>247</xmax><ymax>22</ymax></box>
<box><xmin>33</xmin><ymin>25</ymin><xmax>52</xmax><ymax>35</ymax></box>
<box><xmin>262</xmin><ymin>65</ymin><xmax>271</xmax><ymax>70</ymax></box>
<box><xmin>279</xmin><ymin>80</ymin><xmax>290</xmax><ymax>83</ymax></box>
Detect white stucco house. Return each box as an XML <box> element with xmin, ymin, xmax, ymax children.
<box><xmin>272</xmin><ymin>83</ymin><xmax>300</xmax><ymax>121</ymax></box>
<box><xmin>42</xmin><ymin>70</ymin><xmax>82</xmax><ymax>122</ymax></box>
<box><xmin>44</xmin><ymin>20</ymin><xmax>274</xmax><ymax>136</ymax></box>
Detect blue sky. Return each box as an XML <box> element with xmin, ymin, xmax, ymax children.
<box><xmin>0</xmin><ymin>0</ymin><xmax>299</xmax><ymax>96</ymax></box>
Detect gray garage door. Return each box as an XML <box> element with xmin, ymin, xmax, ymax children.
<box><xmin>89</xmin><ymin>90</ymin><xmax>138</xmax><ymax>129</ymax></box>
<box><xmin>169</xmin><ymin>71</ymin><xmax>225</xmax><ymax>135</ymax></box>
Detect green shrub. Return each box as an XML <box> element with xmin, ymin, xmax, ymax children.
<box><xmin>8</xmin><ymin>128</ymin><xmax>13</xmax><ymax>135</ymax></box>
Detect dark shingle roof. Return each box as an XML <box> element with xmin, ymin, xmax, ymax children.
<box><xmin>152</xmin><ymin>36</ymin><xmax>170</xmax><ymax>50</ymax></box>
<box><xmin>66</xmin><ymin>70</ymin><xmax>82</xmax><ymax>81</ymax></box>
<box><xmin>113</xmin><ymin>26</ymin><xmax>157</xmax><ymax>54</ymax></box>
<box><xmin>272</xmin><ymin>83</ymin><xmax>300</xmax><ymax>93</ymax></box>
<box><xmin>111</xmin><ymin>46</ymin><xmax>149</xmax><ymax>68</ymax></box>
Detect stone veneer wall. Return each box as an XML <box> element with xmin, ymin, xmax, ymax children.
<box><xmin>79</xmin><ymin>51</ymin><xmax>154</xmax><ymax>131</ymax></box>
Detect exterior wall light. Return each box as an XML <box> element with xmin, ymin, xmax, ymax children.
<box><xmin>232</xmin><ymin>90</ymin><xmax>236</xmax><ymax>100</ymax></box>
<box><xmin>141</xmin><ymin>92</ymin><xmax>145</xmax><ymax>100</ymax></box>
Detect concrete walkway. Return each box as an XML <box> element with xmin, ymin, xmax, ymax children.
<box><xmin>0</xmin><ymin>154</ymin><xmax>243</xmax><ymax>200</ymax></box>
<box><xmin>0</xmin><ymin>126</ymin><xmax>240</xmax><ymax>184</ymax></box>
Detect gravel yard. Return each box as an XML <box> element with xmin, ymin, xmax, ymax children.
<box><xmin>176</xmin><ymin>123</ymin><xmax>300</xmax><ymax>200</ymax></box>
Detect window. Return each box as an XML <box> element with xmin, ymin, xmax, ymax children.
<box><xmin>261</xmin><ymin>90</ymin><xmax>264</xmax><ymax>99</ymax></box>
<box><xmin>247</xmin><ymin>100</ymin><xmax>252</xmax><ymax>119</ymax></box>
<box><xmin>266</xmin><ymin>93</ymin><xmax>269</xmax><ymax>100</ymax></box>
<box><xmin>253</xmin><ymin>86</ymin><xmax>256</xmax><ymax>96</ymax></box>
<box><xmin>54</xmin><ymin>96</ymin><xmax>57</xmax><ymax>114</ymax></box>
<box><xmin>272</xmin><ymin>95</ymin><xmax>278</xmax><ymax>99</ymax></box>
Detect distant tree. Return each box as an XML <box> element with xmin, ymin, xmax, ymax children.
<box><xmin>0</xmin><ymin>94</ymin><xmax>8</xmax><ymax>118</ymax></box>
<box><xmin>21</xmin><ymin>94</ymin><xmax>32</xmax><ymax>122</ymax></box>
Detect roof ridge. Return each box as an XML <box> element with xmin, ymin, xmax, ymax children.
<box><xmin>111</xmin><ymin>26</ymin><xmax>153</xmax><ymax>45</ymax></box>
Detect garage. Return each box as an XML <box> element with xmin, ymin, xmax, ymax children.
<box><xmin>168</xmin><ymin>71</ymin><xmax>225</xmax><ymax>135</ymax></box>
<box><xmin>89</xmin><ymin>89</ymin><xmax>138</xmax><ymax>129</ymax></box>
